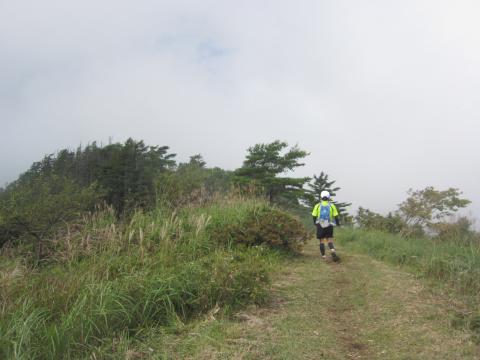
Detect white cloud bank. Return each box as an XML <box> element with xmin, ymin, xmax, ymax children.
<box><xmin>1</xmin><ymin>0</ymin><xmax>480</xmax><ymax>219</ymax></box>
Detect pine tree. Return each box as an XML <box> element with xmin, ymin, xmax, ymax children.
<box><xmin>305</xmin><ymin>171</ymin><xmax>351</xmax><ymax>221</ymax></box>
<box><xmin>10</xmin><ymin>138</ymin><xmax>176</xmax><ymax>214</ymax></box>
<box><xmin>235</xmin><ymin>140</ymin><xmax>309</xmax><ymax>205</ymax></box>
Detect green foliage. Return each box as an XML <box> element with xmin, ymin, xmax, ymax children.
<box><xmin>356</xmin><ymin>186</ymin><xmax>472</xmax><ymax>238</ymax></box>
<box><xmin>97</xmin><ymin>139</ymin><xmax>176</xmax><ymax>212</ymax></box>
<box><xmin>303</xmin><ymin>171</ymin><xmax>339</xmax><ymax>207</ymax></box>
<box><xmin>9</xmin><ymin>138</ymin><xmax>176</xmax><ymax>214</ymax></box>
<box><xmin>155</xmin><ymin>155</ymin><xmax>233</xmax><ymax>209</ymax></box>
<box><xmin>0</xmin><ymin>196</ymin><xmax>304</xmax><ymax>359</ymax></box>
<box><xmin>0</xmin><ymin>174</ymin><xmax>98</xmax><ymax>260</ymax></box>
<box><xmin>355</xmin><ymin>207</ymin><xmax>413</xmax><ymax>236</ymax></box>
<box><xmin>304</xmin><ymin>171</ymin><xmax>351</xmax><ymax>222</ymax></box>
<box><xmin>398</xmin><ymin>186</ymin><xmax>471</xmax><ymax>229</ymax></box>
<box><xmin>206</xmin><ymin>201</ymin><xmax>308</xmax><ymax>252</ymax></box>
<box><xmin>234</xmin><ymin>140</ymin><xmax>309</xmax><ymax>205</ymax></box>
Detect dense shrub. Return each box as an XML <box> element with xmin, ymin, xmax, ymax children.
<box><xmin>206</xmin><ymin>201</ymin><xmax>308</xmax><ymax>252</ymax></box>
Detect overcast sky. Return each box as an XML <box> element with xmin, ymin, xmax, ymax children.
<box><xmin>1</xmin><ymin>0</ymin><xmax>479</xmax><ymax>221</ymax></box>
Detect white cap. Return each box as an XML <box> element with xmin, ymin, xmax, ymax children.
<box><xmin>320</xmin><ymin>190</ymin><xmax>330</xmax><ymax>199</ymax></box>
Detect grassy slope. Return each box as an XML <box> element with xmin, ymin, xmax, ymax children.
<box><xmin>338</xmin><ymin>227</ymin><xmax>480</xmax><ymax>338</ymax></box>
<box><xmin>0</xmin><ymin>198</ymin><xmax>308</xmax><ymax>359</ymax></box>
<box><xmin>151</xmin><ymin>239</ymin><xmax>479</xmax><ymax>359</ymax></box>
<box><xmin>3</xmin><ymin>202</ymin><xmax>480</xmax><ymax>359</ymax></box>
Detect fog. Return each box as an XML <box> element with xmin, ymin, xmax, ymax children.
<box><xmin>1</xmin><ymin>0</ymin><xmax>479</xmax><ymax>220</ymax></box>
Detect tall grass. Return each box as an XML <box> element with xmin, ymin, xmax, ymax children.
<box><xmin>337</xmin><ymin>227</ymin><xmax>480</xmax><ymax>339</ymax></box>
<box><xmin>0</xmin><ymin>195</ymin><xmax>308</xmax><ymax>359</ymax></box>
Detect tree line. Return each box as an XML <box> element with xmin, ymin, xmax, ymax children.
<box><xmin>356</xmin><ymin>186</ymin><xmax>473</xmax><ymax>241</ymax></box>
<box><xmin>0</xmin><ymin>138</ymin><xmax>350</xmax><ymax>260</ymax></box>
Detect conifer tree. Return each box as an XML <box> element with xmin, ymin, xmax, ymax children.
<box><xmin>305</xmin><ymin>171</ymin><xmax>351</xmax><ymax>221</ymax></box>
<box><xmin>235</xmin><ymin>140</ymin><xmax>309</xmax><ymax>205</ymax></box>
<box><xmin>9</xmin><ymin>138</ymin><xmax>176</xmax><ymax>213</ymax></box>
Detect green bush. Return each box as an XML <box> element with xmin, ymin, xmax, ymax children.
<box><xmin>206</xmin><ymin>200</ymin><xmax>308</xmax><ymax>252</ymax></box>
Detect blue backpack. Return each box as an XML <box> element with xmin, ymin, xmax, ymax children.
<box><xmin>318</xmin><ymin>203</ymin><xmax>331</xmax><ymax>228</ymax></box>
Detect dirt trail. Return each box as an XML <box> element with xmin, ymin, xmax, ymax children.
<box><xmin>219</xmin><ymin>241</ymin><xmax>479</xmax><ymax>359</ymax></box>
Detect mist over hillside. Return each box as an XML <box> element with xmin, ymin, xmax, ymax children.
<box><xmin>2</xmin><ymin>0</ymin><xmax>480</xmax><ymax>223</ymax></box>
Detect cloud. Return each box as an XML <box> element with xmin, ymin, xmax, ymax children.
<box><xmin>1</xmin><ymin>0</ymin><xmax>480</xmax><ymax>221</ymax></box>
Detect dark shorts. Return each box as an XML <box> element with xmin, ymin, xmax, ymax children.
<box><xmin>316</xmin><ymin>225</ymin><xmax>334</xmax><ymax>239</ymax></box>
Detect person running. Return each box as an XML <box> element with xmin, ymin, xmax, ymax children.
<box><xmin>312</xmin><ymin>190</ymin><xmax>340</xmax><ymax>261</ymax></box>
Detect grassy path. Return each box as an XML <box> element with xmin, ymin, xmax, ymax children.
<box><xmin>150</xmin><ymin>240</ymin><xmax>479</xmax><ymax>359</ymax></box>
